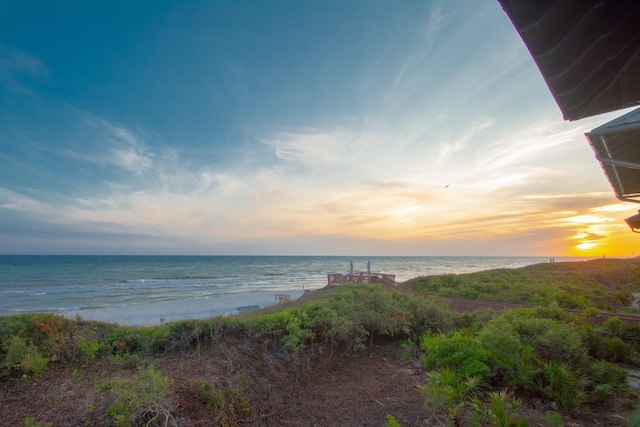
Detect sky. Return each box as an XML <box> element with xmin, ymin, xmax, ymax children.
<box><xmin>0</xmin><ymin>0</ymin><xmax>638</xmax><ymax>257</ymax></box>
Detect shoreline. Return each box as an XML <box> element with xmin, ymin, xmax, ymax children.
<box><xmin>59</xmin><ymin>289</ymin><xmax>307</xmax><ymax>326</ymax></box>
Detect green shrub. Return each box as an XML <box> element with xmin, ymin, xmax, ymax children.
<box><xmin>534</xmin><ymin>323</ymin><xmax>588</xmax><ymax>367</ymax></box>
<box><xmin>469</xmin><ymin>389</ymin><xmax>527</xmax><ymax>427</ymax></box>
<box><xmin>0</xmin><ymin>314</ymin><xmax>32</xmax><ymax>345</ymax></box>
<box><xmin>105</xmin><ymin>325</ymin><xmax>168</xmax><ymax>356</ymax></box>
<box><xmin>545</xmin><ymin>411</ymin><xmax>564</xmax><ymax>427</ymax></box>
<box><xmin>630</xmin><ymin>407</ymin><xmax>640</xmax><ymax>427</ymax></box>
<box><xmin>477</xmin><ymin>308</ymin><xmax>629</xmax><ymax>412</ymax></box>
<box><xmin>601</xmin><ymin>317</ymin><xmax>623</xmax><ymax>336</ymax></box>
<box><xmin>621</xmin><ymin>323</ymin><xmax>640</xmax><ymax>344</ymax></box>
<box><xmin>385</xmin><ymin>414</ymin><xmax>401</xmax><ymax>427</ymax></box>
<box><xmin>478</xmin><ymin>318</ymin><xmax>536</xmax><ymax>389</ymax></box>
<box><xmin>246</xmin><ymin>285</ymin><xmax>454</xmax><ymax>353</ymax></box>
<box><xmin>116</xmin><ymin>353</ymin><xmax>142</xmax><ymax>370</ymax></box>
<box><xmin>281</xmin><ymin>312</ymin><xmax>314</xmax><ymax>352</ymax></box>
<box><xmin>100</xmin><ymin>366</ymin><xmax>175</xmax><ymax>427</ymax></box>
<box><xmin>165</xmin><ymin>319</ymin><xmax>209</xmax><ymax>352</ymax></box>
<box><xmin>586</xmin><ymin>332</ymin><xmax>630</xmax><ymax>363</ymax></box>
<box><xmin>497</xmin><ymin>309</ymin><xmax>589</xmax><ymax>366</ymax></box>
<box><xmin>551</xmin><ymin>289</ymin><xmax>587</xmax><ymax>309</ymax></box>
<box><xmin>453</xmin><ymin>309</ymin><xmax>498</xmax><ymax>332</ymax></box>
<box><xmin>584</xmin><ymin>359</ymin><xmax>627</xmax><ymax>403</ymax></box>
<box><xmin>195</xmin><ymin>376</ymin><xmax>254</xmax><ymax>423</ymax></box>
<box><xmin>535</xmin><ymin>360</ymin><xmax>588</xmax><ymax>411</ymax></box>
<box><xmin>71</xmin><ymin>330</ymin><xmax>103</xmax><ymax>362</ymax></box>
<box><xmin>3</xmin><ymin>335</ymin><xmax>49</xmax><ymax>376</ymax></box>
<box><xmin>422</xmin><ymin>332</ymin><xmax>491</xmax><ymax>380</ymax></box>
<box><xmin>22</xmin><ymin>415</ymin><xmax>52</xmax><ymax>427</ymax></box>
<box><xmin>420</xmin><ymin>366</ymin><xmax>483</xmax><ymax>425</ymax></box>
<box><xmin>408</xmin><ymin>258</ymin><xmax>640</xmax><ymax>311</ymax></box>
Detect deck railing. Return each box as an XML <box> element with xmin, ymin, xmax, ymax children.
<box><xmin>327</xmin><ymin>272</ymin><xmax>396</xmax><ymax>286</ymax></box>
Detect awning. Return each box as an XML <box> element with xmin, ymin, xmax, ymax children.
<box><xmin>586</xmin><ymin>107</ymin><xmax>640</xmax><ymax>203</ymax></box>
<box><xmin>498</xmin><ymin>0</ymin><xmax>640</xmax><ymax>215</ymax></box>
<box><xmin>498</xmin><ymin>1</ymin><xmax>640</xmax><ymax>121</ymax></box>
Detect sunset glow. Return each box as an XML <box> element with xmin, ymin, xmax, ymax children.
<box><xmin>0</xmin><ymin>1</ymin><xmax>638</xmax><ymax>256</ymax></box>
<box><xmin>576</xmin><ymin>242</ymin><xmax>598</xmax><ymax>251</ymax></box>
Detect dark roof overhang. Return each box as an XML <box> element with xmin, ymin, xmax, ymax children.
<box><xmin>498</xmin><ymin>1</ymin><xmax>640</xmax><ymax>219</ymax></box>
<box><xmin>497</xmin><ymin>0</ymin><xmax>640</xmax><ymax>121</ymax></box>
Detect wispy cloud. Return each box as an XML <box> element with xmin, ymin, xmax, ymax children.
<box><xmin>0</xmin><ymin>188</ymin><xmax>48</xmax><ymax>213</ymax></box>
<box><xmin>424</xmin><ymin>3</ymin><xmax>445</xmax><ymax>48</ymax></box>
<box><xmin>436</xmin><ymin>117</ymin><xmax>495</xmax><ymax>166</ymax></box>
<box><xmin>108</xmin><ymin>145</ymin><xmax>152</xmax><ymax>174</ymax></box>
<box><xmin>591</xmin><ymin>203</ymin><xmax>638</xmax><ymax>213</ymax></box>
<box><xmin>42</xmin><ymin>112</ymin><xmax>155</xmax><ymax>176</ymax></box>
<box><xmin>3</xmin><ymin>101</ymin><xmax>621</xmax><ymax>256</ymax></box>
<box><xmin>0</xmin><ymin>45</ymin><xmax>47</xmax><ymax>94</ymax></box>
<box><xmin>476</xmin><ymin>119</ymin><xmax>577</xmax><ymax>171</ymax></box>
<box><xmin>0</xmin><ymin>45</ymin><xmax>46</xmax><ymax>77</ymax></box>
<box><xmin>3</xmin><ymin>1</ymin><xmax>638</xmax><ymax>256</ymax></box>
<box><xmin>382</xmin><ymin>3</ymin><xmax>448</xmax><ymax>109</ymax></box>
<box><xmin>573</xmin><ymin>232</ymin><xmax>606</xmax><ymax>241</ymax></box>
<box><xmin>86</xmin><ymin>117</ymin><xmax>154</xmax><ymax>174</ymax></box>
<box><xmin>259</xmin><ymin>128</ymin><xmax>350</xmax><ymax>165</ymax></box>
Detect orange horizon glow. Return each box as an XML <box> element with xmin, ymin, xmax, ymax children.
<box><xmin>565</xmin><ymin>229</ymin><xmax>638</xmax><ymax>258</ymax></box>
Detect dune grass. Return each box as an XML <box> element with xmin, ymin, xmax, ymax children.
<box><xmin>406</xmin><ymin>257</ymin><xmax>640</xmax><ymax>311</ymax></box>
<box><xmin>2</xmin><ymin>258</ymin><xmax>640</xmax><ymax>425</ymax></box>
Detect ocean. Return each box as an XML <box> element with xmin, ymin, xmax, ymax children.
<box><xmin>0</xmin><ymin>255</ymin><xmax>586</xmax><ymax>325</ymax></box>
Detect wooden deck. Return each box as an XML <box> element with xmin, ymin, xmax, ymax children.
<box><xmin>328</xmin><ymin>272</ymin><xmax>396</xmax><ymax>287</ymax></box>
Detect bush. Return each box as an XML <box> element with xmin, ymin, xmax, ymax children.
<box><xmin>497</xmin><ymin>309</ymin><xmax>589</xmax><ymax>366</ymax></box>
<box><xmin>586</xmin><ymin>332</ymin><xmax>631</xmax><ymax>363</ymax></box>
<box><xmin>3</xmin><ymin>335</ymin><xmax>49</xmax><ymax>376</ymax></box>
<box><xmin>601</xmin><ymin>317</ymin><xmax>623</xmax><ymax>336</ymax></box>
<box><xmin>0</xmin><ymin>314</ymin><xmax>32</xmax><ymax>345</ymax></box>
<box><xmin>246</xmin><ymin>285</ymin><xmax>455</xmax><ymax>353</ymax></box>
<box><xmin>453</xmin><ymin>308</ymin><xmax>498</xmax><ymax>332</ymax></box>
<box><xmin>468</xmin><ymin>389</ymin><xmax>527</xmax><ymax>427</ymax></box>
<box><xmin>100</xmin><ymin>366</ymin><xmax>175</xmax><ymax>427</ymax></box>
<box><xmin>195</xmin><ymin>376</ymin><xmax>254</xmax><ymax>424</ymax></box>
<box><xmin>420</xmin><ymin>366</ymin><xmax>483</xmax><ymax>425</ymax></box>
<box><xmin>106</xmin><ymin>325</ymin><xmax>169</xmax><ymax>356</ymax></box>
<box><xmin>422</xmin><ymin>332</ymin><xmax>491</xmax><ymax>380</ymax></box>
<box><xmin>22</xmin><ymin>415</ymin><xmax>52</xmax><ymax>427</ymax></box>
<box><xmin>584</xmin><ymin>359</ymin><xmax>627</xmax><ymax>403</ymax></box>
<box><xmin>475</xmin><ymin>307</ymin><xmax>630</xmax><ymax>412</ymax></box>
<box><xmin>385</xmin><ymin>414</ymin><xmax>401</xmax><ymax>427</ymax></box>
<box><xmin>535</xmin><ymin>360</ymin><xmax>588</xmax><ymax>411</ymax></box>
<box><xmin>478</xmin><ymin>318</ymin><xmax>536</xmax><ymax>389</ymax></box>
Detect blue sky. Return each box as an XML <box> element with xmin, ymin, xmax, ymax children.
<box><xmin>1</xmin><ymin>0</ymin><xmax>637</xmax><ymax>256</ymax></box>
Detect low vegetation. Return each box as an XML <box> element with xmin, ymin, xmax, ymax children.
<box><xmin>406</xmin><ymin>257</ymin><xmax>640</xmax><ymax>311</ymax></box>
<box><xmin>2</xmin><ymin>258</ymin><xmax>640</xmax><ymax>425</ymax></box>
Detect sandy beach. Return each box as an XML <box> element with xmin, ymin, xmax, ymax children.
<box><xmin>62</xmin><ymin>289</ymin><xmax>306</xmax><ymax>326</ymax></box>
<box><xmin>4</xmin><ymin>255</ymin><xmax>576</xmax><ymax>325</ymax></box>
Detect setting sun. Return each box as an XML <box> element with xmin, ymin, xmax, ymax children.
<box><xmin>576</xmin><ymin>242</ymin><xmax>597</xmax><ymax>250</ymax></box>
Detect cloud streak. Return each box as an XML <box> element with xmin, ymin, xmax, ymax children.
<box><xmin>1</xmin><ymin>1</ymin><xmax>638</xmax><ymax>256</ymax></box>
<box><xmin>85</xmin><ymin>116</ymin><xmax>154</xmax><ymax>174</ymax></box>
<box><xmin>0</xmin><ymin>45</ymin><xmax>47</xmax><ymax>95</ymax></box>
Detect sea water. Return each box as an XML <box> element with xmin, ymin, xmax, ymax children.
<box><xmin>0</xmin><ymin>255</ymin><xmax>585</xmax><ymax>325</ymax></box>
